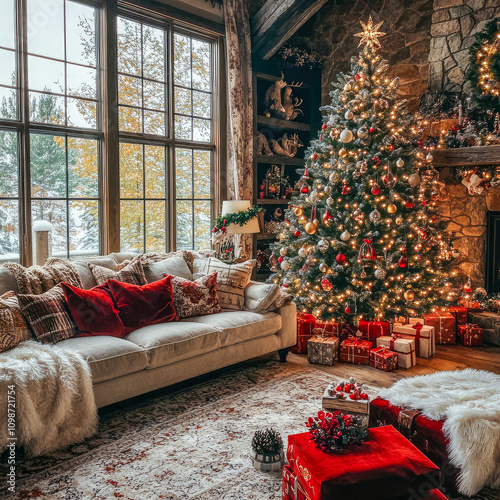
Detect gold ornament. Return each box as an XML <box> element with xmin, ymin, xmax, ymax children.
<box><xmin>339</xmin><ymin>148</ymin><xmax>348</xmax><ymax>157</ymax></box>
<box><xmin>354</xmin><ymin>16</ymin><xmax>386</xmax><ymax>51</ymax></box>
<box><xmin>387</xmin><ymin>204</ymin><xmax>397</xmax><ymax>214</ymax></box>
<box><xmin>305</xmin><ymin>222</ymin><xmax>317</xmax><ymax>234</ymax></box>
<box><xmin>340</xmin><ymin>129</ymin><xmax>354</xmax><ymax>143</ymax></box>
<box><xmin>292</xmin><ymin>206</ymin><xmax>303</xmax><ymax>216</ymax></box>
<box><xmin>404</xmin><ymin>291</ymin><xmax>415</xmax><ymax>301</ymax></box>
<box><xmin>395</xmin><ymin>216</ymin><xmax>403</xmax><ymax>225</ymax></box>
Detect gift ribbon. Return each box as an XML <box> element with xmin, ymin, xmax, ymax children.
<box><xmin>412</xmin><ymin>322</ymin><xmax>422</xmax><ymax>357</ymax></box>
<box><xmin>389</xmin><ymin>334</ymin><xmax>402</xmax><ymax>351</ymax></box>
<box><xmin>461</xmin><ymin>323</ymin><xmax>480</xmax><ymax>346</ymax></box>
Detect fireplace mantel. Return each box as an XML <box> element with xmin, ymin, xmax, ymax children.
<box><xmin>431</xmin><ymin>145</ymin><xmax>500</xmax><ymax>167</ymax></box>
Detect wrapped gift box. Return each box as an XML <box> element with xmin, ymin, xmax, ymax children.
<box><xmin>376</xmin><ymin>335</ymin><xmax>416</xmax><ymax>369</ymax></box>
<box><xmin>459</xmin><ymin>324</ymin><xmax>483</xmax><ymax>347</ymax></box>
<box><xmin>314</xmin><ymin>320</ymin><xmax>340</xmax><ymax>336</ymax></box>
<box><xmin>293</xmin><ymin>313</ymin><xmax>316</xmax><ymax>354</ymax></box>
<box><xmin>340</xmin><ymin>338</ymin><xmax>372</xmax><ymax>365</ymax></box>
<box><xmin>447</xmin><ymin>306</ymin><xmax>468</xmax><ymax>328</ymax></box>
<box><xmin>282</xmin><ymin>464</ymin><xmax>308</xmax><ymax>500</ymax></box>
<box><xmin>358</xmin><ymin>320</ymin><xmax>389</xmax><ymax>343</ymax></box>
<box><xmin>403</xmin><ymin>318</ymin><xmax>436</xmax><ymax>355</ymax></box>
<box><xmin>467</xmin><ymin>310</ymin><xmax>500</xmax><ymax>330</ymax></box>
<box><xmin>307</xmin><ymin>336</ymin><xmax>339</xmax><ymax>366</ymax></box>
<box><xmin>393</xmin><ymin>323</ymin><xmax>435</xmax><ymax>358</ymax></box>
<box><xmin>423</xmin><ymin>311</ymin><xmax>455</xmax><ymax>345</ymax></box>
<box><xmin>287</xmin><ymin>426</ymin><xmax>440</xmax><ymax>500</ymax></box>
<box><xmin>369</xmin><ymin>347</ymin><xmax>398</xmax><ymax>371</ymax></box>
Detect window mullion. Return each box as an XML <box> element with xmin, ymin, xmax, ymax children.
<box><xmin>167</xmin><ymin>23</ymin><xmax>176</xmax><ymax>252</ymax></box>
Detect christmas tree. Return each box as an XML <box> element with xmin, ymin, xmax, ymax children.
<box><xmin>269</xmin><ymin>17</ymin><xmax>463</xmax><ymax>322</ymax></box>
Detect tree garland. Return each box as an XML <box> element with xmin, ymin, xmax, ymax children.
<box><xmin>467</xmin><ymin>18</ymin><xmax>500</xmax><ymax>113</ymax></box>
<box><xmin>212</xmin><ymin>206</ymin><xmax>264</xmax><ymax>233</ymax></box>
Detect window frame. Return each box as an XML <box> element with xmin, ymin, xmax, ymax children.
<box><xmin>0</xmin><ymin>0</ymin><xmax>223</xmax><ymax>265</ymax></box>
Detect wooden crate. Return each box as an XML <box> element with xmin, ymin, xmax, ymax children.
<box><xmin>321</xmin><ymin>391</ymin><xmax>370</xmax><ymax>415</ymax></box>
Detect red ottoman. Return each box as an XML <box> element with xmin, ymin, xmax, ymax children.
<box><xmin>282</xmin><ymin>464</ymin><xmax>308</xmax><ymax>500</ymax></box>
<box><xmin>369</xmin><ymin>398</ymin><xmax>459</xmax><ymax>493</ymax></box>
<box><xmin>287</xmin><ymin>426</ymin><xmax>440</xmax><ymax>500</ymax></box>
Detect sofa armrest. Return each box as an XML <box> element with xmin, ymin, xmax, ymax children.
<box><xmin>244</xmin><ymin>281</ymin><xmax>280</xmax><ymax>312</ymax></box>
<box><xmin>275</xmin><ymin>302</ymin><xmax>297</xmax><ymax>349</ymax></box>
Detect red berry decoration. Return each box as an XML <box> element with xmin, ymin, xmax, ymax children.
<box><xmin>336</xmin><ymin>253</ymin><xmax>346</xmax><ymax>264</ymax></box>
<box><xmin>360</xmin><ymin>393</ymin><xmax>369</xmax><ymax>400</ymax></box>
<box><xmin>398</xmin><ymin>256</ymin><xmax>408</xmax><ymax>268</ymax></box>
<box><xmin>344</xmin><ymin>384</ymin><xmax>351</xmax><ymax>392</ymax></box>
<box><xmin>345</xmin><ymin>306</ymin><xmax>351</xmax><ymax>314</ymax></box>
<box><xmin>354</xmin><ymin>73</ymin><xmax>362</xmax><ymax>81</ymax></box>
<box><xmin>349</xmin><ymin>394</ymin><xmax>356</xmax><ymax>400</ymax></box>
<box><xmin>371</xmin><ymin>184</ymin><xmax>381</xmax><ymax>195</ymax></box>
<box><xmin>311</xmin><ymin>153</ymin><xmax>318</xmax><ymax>160</ymax></box>
<box><xmin>369</xmin><ymin>127</ymin><xmax>375</xmax><ymax>134</ymax></box>
<box><xmin>406</xmin><ymin>202</ymin><xmax>415</xmax><ymax>208</ymax></box>
<box><xmin>322</xmin><ymin>124</ymin><xmax>327</xmax><ymax>130</ymax></box>
<box><xmin>301</xmin><ymin>187</ymin><xmax>308</xmax><ymax>194</ymax></box>
<box><xmin>336</xmin><ymin>385</ymin><xmax>343</xmax><ymax>392</ymax></box>
<box><xmin>294</xmin><ymin>230</ymin><xmax>301</xmax><ymax>237</ymax></box>
<box><xmin>422</xmin><ymin>201</ymin><xmax>427</xmax><ymax>206</ymax></box>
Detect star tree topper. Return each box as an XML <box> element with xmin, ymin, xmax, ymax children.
<box><xmin>354</xmin><ymin>16</ymin><xmax>385</xmax><ymax>51</ymax></box>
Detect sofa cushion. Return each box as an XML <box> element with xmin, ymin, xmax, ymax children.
<box><xmin>57</xmin><ymin>335</ymin><xmax>148</xmax><ymax>384</ymax></box>
<box><xmin>244</xmin><ymin>282</ymin><xmax>280</xmax><ymax>312</ymax></box>
<box><xmin>78</xmin><ymin>256</ymin><xmax>118</xmax><ymax>270</ymax></box>
<box><xmin>72</xmin><ymin>261</ymin><xmax>98</xmax><ymax>290</ymax></box>
<box><xmin>172</xmin><ymin>273</ymin><xmax>221</xmax><ymax>319</ymax></box>
<box><xmin>0</xmin><ymin>292</ymin><xmax>31</xmax><ymax>352</ymax></box>
<box><xmin>125</xmin><ymin>322</ymin><xmax>221</xmax><ymax>368</ymax></box>
<box><xmin>0</xmin><ymin>267</ymin><xmax>18</xmax><ymax>296</ymax></box>
<box><xmin>89</xmin><ymin>258</ymin><xmax>147</xmax><ymax>286</ymax></box>
<box><xmin>145</xmin><ymin>256</ymin><xmax>193</xmax><ymax>282</ymax></box>
<box><xmin>181</xmin><ymin>310</ymin><xmax>281</xmax><ymax>347</ymax></box>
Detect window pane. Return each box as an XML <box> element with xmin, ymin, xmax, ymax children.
<box><xmin>174</xmin><ymin>87</ymin><xmax>191</xmax><ymax>115</ymax></box>
<box><xmin>66</xmin><ymin>1</ymin><xmax>96</xmax><ymax>67</ymax></box>
<box><xmin>120</xmin><ymin>200</ymin><xmax>144</xmax><ymax>252</ymax></box>
<box><xmin>67</xmin><ymin>98</ymin><xmax>96</xmax><ymax>129</ymax></box>
<box><xmin>32</xmin><ymin>199</ymin><xmax>68</xmax><ymax>256</ymax></box>
<box><xmin>0</xmin><ymin>200</ymin><xmax>19</xmax><ymax>261</ymax></box>
<box><xmin>118</xmin><ymin>75</ymin><xmax>142</xmax><ymax>107</ymax></box>
<box><xmin>69</xmin><ymin>200</ymin><xmax>99</xmax><ymax>257</ymax></box>
<box><xmin>174</xmin><ymin>34</ymin><xmax>191</xmax><ymax>87</ymax></box>
<box><xmin>120</xmin><ymin>143</ymin><xmax>143</xmax><ymax>199</ymax></box>
<box><xmin>119</xmin><ymin>106</ymin><xmax>142</xmax><ymax>133</ymax></box>
<box><xmin>143</xmin><ymin>26</ymin><xmax>165</xmax><ymax>82</ymax></box>
<box><xmin>0</xmin><ymin>0</ymin><xmax>15</xmax><ymax>50</ymax></box>
<box><xmin>0</xmin><ymin>50</ymin><xmax>16</xmax><ymax>87</ymax></box>
<box><xmin>145</xmin><ymin>146</ymin><xmax>165</xmax><ymax>199</ymax></box>
<box><xmin>146</xmin><ymin>200</ymin><xmax>165</xmax><ymax>252</ymax></box>
<box><xmin>117</xmin><ymin>18</ymin><xmax>142</xmax><ymax>77</ymax></box>
<box><xmin>67</xmin><ymin>64</ymin><xmax>96</xmax><ymax>99</ymax></box>
<box><xmin>193</xmin><ymin>91</ymin><xmax>210</xmax><ymax>119</ymax></box>
<box><xmin>144</xmin><ymin>80</ymin><xmax>165</xmax><ymax>111</ymax></box>
<box><xmin>30</xmin><ymin>134</ymin><xmax>66</xmax><ymax>198</ymax></box>
<box><xmin>28</xmin><ymin>56</ymin><xmax>65</xmax><ymax>94</ymax></box>
<box><xmin>194</xmin><ymin>200</ymin><xmax>211</xmax><ymax>250</ymax></box>
<box><xmin>193</xmin><ymin>150</ymin><xmax>211</xmax><ymax>199</ymax></box>
<box><xmin>193</xmin><ymin>118</ymin><xmax>210</xmax><ymax>142</ymax></box>
<box><xmin>0</xmin><ymin>131</ymin><xmax>18</xmax><ymax>197</ymax></box>
<box><xmin>176</xmin><ymin>148</ymin><xmax>192</xmax><ymax>199</ymax></box>
<box><xmin>68</xmin><ymin>137</ymin><xmax>98</xmax><ymax>198</ymax></box>
<box><xmin>192</xmin><ymin>39</ymin><xmax>211</xmax><ymax>91</ymax></box>
<box><xmin>27</xmin><ymin>0</ymin><xmax>65</xmax><ymax>60</ymax></box>
<box><xmin>0</xmin><ymin>87</ymin><xmax>17</xmax><ymax>120</ymax></box>
<box><xmin>29</xmin><ymin>92</ymin><xmax>65</xmax><ymax>125</ymax></box>
<box><xmin>144</xmin><ymin>110</ymin><xmax>165</xmax><ymax>136</ymax></box>
<box><xmin>176</xmin><ymin>200</ymin><xmax>193</xmax><ymax>250</ymax></box>
<box><xmin>175</xmin><ymin>115</ymin><xmax>192</xmax><ymax>140</ymax></box>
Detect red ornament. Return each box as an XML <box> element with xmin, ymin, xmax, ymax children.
<box><xmin>360</xmin><ymin>393</ymin><xmax>368</xmax><ymax>400</ymax></box>
<box><xmin>349</xmin><ymin>393</ymin><xmax>356</xmax><ymax>400</ymax></box>
<box><xmin>294</xmin><ymin>230</ymin><xmax>301</xmax><ymax>237</ymax></box>
<box><xmin>321</xmin><ymin>279</ymin><xmax>333</xmax><ymax>291</ymax></box>
<box><xmin>323</xmin><ymin>210</ymin><xmax>332</xmax><ymax>221</ymax></box>
<box><xmin>344</xmin><ymin>306</ymin><xmax>351</xmax><ymax>314</ymax></box>
<box><xmin>464</xmin><ymin>285</ymin><xmax>472</xmax><ymax>293</ymax></box>
<box><xmin>336</xmin><ymin>253</ymin><xmax>347</xmax><ymax>264</ymax></box>
<box><xmin>311</xmin><ymin>153</ymin><xmax>318</xmax><ymax>160</ymax></box>
<box><xmin>398</xmin><ymin>256</ymin><xmax>408</xmax><ymax>268</ymax></box>
<box><xmin>303</xmin><ymin>167</ymin><xmax>309</xmax><ymax>179</ymax></box>
<box><xmin>386</xmin><ymin>144</ymin><xmax>394</xmax><ymax>152</ymax></box>
<box><xmin>278</xmin><ymin>256</ymin><xmax>283</xmax><ymax>264</ymax></box>
<box><xmin>369</xmin><ymin>127</ymin><xmax>375</xmax><ymax>134</ymax></box>
<box><xmin>301</xmin><ymin>187</ymin><xmax>308</xmax><ymax>194</ymax></box>
<box><xmin>354</xmin><ymin>73</ymin><xmax>363</xmax><ymax>81</ymax></box>
<box><xmin>335</xmin><ymin>385</ymin><xmax>343</xmax><ymax>392</ymax></box>
<box><xmin>422</xmin><ymin>201</ymin><xmax>427</xmax><ymax>206</ymax></box>
<box><xmin>406</xmin><ymin>202</ymin><xmax>415</xmax><ymax>208</ymax></box>
<box><xmin>371</xmin><ymin>184</ymin><xmax>381</xmax><ymax>195</ymax></box>
<box><xmin>341</xmin><ymin>182</ymin><xmax>350</xmax><ymax>195</ymax></box>
<box><xmin>322</xmin><ymin>124</ymin><xmax>327</xmax><ymax>130</ymax></box>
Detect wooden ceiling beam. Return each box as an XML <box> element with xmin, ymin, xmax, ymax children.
<box><xmin>251</xmin><ymin>0</ymin><xmax>329</xmax><ymax>60</ymax></box>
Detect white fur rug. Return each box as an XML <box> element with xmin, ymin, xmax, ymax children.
<box><xmin>378</xmin><ymin>369</ymin><xmax>500</xmax><ymax>496</ymax></box>
<box><xmin>0</xmin><ymin>340</ymin><xmax>97</xmax><ymax>456</ymax></box>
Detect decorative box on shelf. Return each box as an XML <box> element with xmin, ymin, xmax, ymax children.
<box><xmin>339</xmin><ymin>337</ymin><xmax>372</xmax><ymax>365</ymax></box>
<box><xmin>458</xmin><ymin>324</ymin><xmax>483</xmax><ymax>347</ymax></box>
<box><xmin>392</xmin><ymin>322</ymin><xmax>435</xmax><ymax>358</ymax></box>
<box><xmin>376</xmin><ymin>335</ymin><xmax>416</xmax><ymax>369</ymax></box>
<box><xmin>369</xmin><ymin>346</ymin><xmax>398</xmax><ymax>372</ymax></box>
<box><xmin>307</xmin><ymin>334</ymin><xmax>339</xmax><ymax>366</ymax></box>
<box><xmin>422</xmin><ymin>310</ymin><xmax>456</xmax><ymax>345</ymax></box>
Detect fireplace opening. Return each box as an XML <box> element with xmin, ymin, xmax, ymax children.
<box><xmin>486</xmin><ymin>211</ymin><xmax>500</xmax><ymax>293</ymax></box>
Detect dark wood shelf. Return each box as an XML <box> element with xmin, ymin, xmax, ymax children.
<box><xmin>257</xmin><ymin>234</ymin><xmax>277</xmax><ymax>240</ymax></box>
<box><xmin>430</xmin><ymin>145</ymin><xmax>500</xmax><ymax>166</ymax></box>
<box><xmin>257</xmin><ymin>115</ymin><xmax>310</xmax><ymax>131</ymax></box>
<box><xmin>256</xmin><ymin>155</ymin><xmax>304</xmax><ymax>165</ymax></box>
<box><xmin>256</xmin><ymin>199</ymin><xmax>290</xmax><ymax>205</ymax></box>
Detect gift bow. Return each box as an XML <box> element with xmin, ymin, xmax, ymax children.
<box><xmin>389</xmin><ymin>333</ymin><xmax>401</xmax><ymax>351</ymax></box>
<box><xmin>411</xmin><ymin>323</ymin><xmax>422</xmax><ymax>357</ymax></box>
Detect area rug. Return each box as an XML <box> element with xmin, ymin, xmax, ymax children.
<box><xmin>0</xmin><ymin>358</ymin><xmax>497</xmax><ymax>499</ymax></box>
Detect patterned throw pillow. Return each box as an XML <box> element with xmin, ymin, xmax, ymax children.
<box><xmin>0</xmin><ymin>291</ymin><xmax>32</xmax><ymax>352</ymax></box>
<box><xmin>200</xmin><ymin>258</ymin><xmax>256</xmax><ymax>310</ymax></box>
<box><xmin>171</xmin><ymin>273</ymin><xmax>221</xmax><ymax>319</ymax></box>
<box><xmin>18</xmin><ymin>286</ymin><xmax>79</xmax><ymax>344</ymax></box>
<box><xmin>88</xmin><ymin>258</ymin><xmax>147</xmax><ymax>286</ymax></box>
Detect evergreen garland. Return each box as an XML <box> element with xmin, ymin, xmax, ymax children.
<box><xmin>212</xmin><ymin>206</ymin><xmax>263</xmax><ymax>233</ymax></box>
<box><xmin>467</xmin><ymin>18</ymin><xmax>500</xmax><ymax>113</ymax></box>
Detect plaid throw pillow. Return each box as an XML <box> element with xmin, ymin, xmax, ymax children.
<box><xmin>18</xmin><ymin>286</ymin><xmax>78</xmax><ymax>344</ymax></box>
<box><xmin>200</xmin><ymin>258</ymin><xmax>256</xmax><ymax>310</ymax></box>
<box><xmin>89</xmin><ymin>258</ymin><xmax>147</xmax><ymax>286</ymax></box>
<box><xmin>0</xmin><ymin>291</ymin><xmax>32</xmax><ymax>352</ymax></box>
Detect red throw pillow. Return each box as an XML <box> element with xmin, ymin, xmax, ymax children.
<box><xmin>106</xmin><ymin>275</ymin><xmax>177</xmax><ymax>329</ymax></box>
<box><xmin>61</xmin><ymin>282</ymin><xmax>128</xmax><ymax>338</ymax></box>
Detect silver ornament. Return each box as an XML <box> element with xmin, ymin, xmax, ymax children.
<box><xmin>324</xmin><ymin>185</ymin><xmax>332</xmax><ymax>194</ymax></box>
<box><xmin>319</xmin><ymin>261</ymin><xmax>328</xmax><ymax>273</ymax></box>
<box><xmin>408</xmin><ymin>173</ymin><xmax>420</xmax><ymax>187</ymax></box>
<box><xmin>426</xmin><ymin>153</ymin><xmax>434</xmax><ymax>162</ymax></box>
<box><xmin>281</xmin><ymin>260</ymin><xmax>290</xmax><ymax>271</ymax></box>
<box><xmin>318</xmin><ymin>238</ymin><xmax>329</xmax><ymax>253</ymax></box>
<box><xmin>369</xmin><ymin>209</ymin><xmax>381</xmax><ymax>222</ymax></box>
<box><xmin>327</xmin><ymin>196</ymin><xmax>334</xmax><ymax>206</ymax></box>
<box><xmin>353</xmin><ymin>209</ymin><xmax>364</xmax><ymax>221</ymax></box>
<box><xmin>298</xmin><ymin>247</ymin><xmax>307</xmax><ymax>258</ymax></box>
<box><xmin>357</xmin><ymin>127</ymin><xmax>368</xmax><ymax>139</ymax></box>
<box><xmin>340</xmin><ymin>230</ymin><xmax>350</xmax><ymax>241</ymax></box>
<box><xmin>339</xmin><ymin>129</ymin><xmax>353</xmax><ymax>143</ymax></box>
<box><xmin>329</xmin><ymin>172</ymin><xmax>340</xmax><ymax>183</ymax></box>
<box><xmin>345</xmin><ymin>110</ymin><xmax>354</xmax><ymax>120</ymax></box>
<box><xmin>396</xmin><ymin>158</ymin><xmax>404</xmax><ymax>168</ymax></box>
<box><xmin>280</xmin><ymin>247</ymin><xmax>288</xmax><ymax>256</ymax></box>
<box><xmin>374</xmin><ymin>268</ymin><xmax>386</xmax><ymax>279</ymax></box>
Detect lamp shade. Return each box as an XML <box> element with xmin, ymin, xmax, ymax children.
<box><xmin>221</xmin><ymin>200</ymin><xmax>260</xmax><ymax>234</ymax></box>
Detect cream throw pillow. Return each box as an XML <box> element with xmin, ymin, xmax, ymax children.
<box><xmin>201</xmin><ymin>258</ymin><xmax>256</xmax><ymax>310</ymax></box>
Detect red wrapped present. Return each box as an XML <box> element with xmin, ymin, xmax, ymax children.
<box><xmin>358</xmin><ymin>320</ymin><xmax>389</xmax><ymax>342</ymax></box>
<box><xmin>458</xmin><ymin>324</ymin><xmax>483</xmax><ymax>347</ymax></box>
<box><xmin>369</xmin><ymin>398</ymin><xmax>459</xmax><ymax>494</ymax></box>
<box><xmin>369</xmin><ymin>346</ymin><xmax>398</xmax><ymax>371</ymax></box>
<box><xmin>340</xmin><ymin>337</ymin><xmax>372</xmax><ymax>364</ymax></box>
<box><xmin>287</xmin><ymin>426</ymin><xmax>440</xmax><ymax>500</ymax></box>
<box><xmin>426</xmin><ymin>489</ymin><xmax>448</xmax><ymax>499</ymax></box>
<box><xmin>376</xmin><ymin>335</ymin><xmax>416</xmax><ymax>369</ymax></box>
<box><xmin>293</xmin><ymin>313</ymin><xmax>316</xmax><ymax>354</ymax></box>
<box><xmin>314</xmin><ymin>320</ymin><xmax>340</xmax><ymax>336</ymax></box>
<box><xmin>446</xmin><ymin>306</ymin><xmax>467</xmax><ymax>328</ymax></box>
<box><xmin>422</xmin><ymin>310</ymin><xmax>456</xmax><ymax>345</ymax></box>
<box><xmin>282</xmin><ymin>464</ymin><xmax>309</xmax><ymax>500</ymax></box>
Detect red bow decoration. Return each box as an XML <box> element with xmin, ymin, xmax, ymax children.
<box><xmin>411</xmin><ymin>323</ymin><xmax>422</xmax><ymax>356</ymax></box>
<box><xmin>389</xmin><ymin>333</ymin><xmax>401</xmax><ymax>351</ymax></box>
<box><xmin>358</xmin><ymin>238</ymin><xmax>376</xmax><ymax>261</ymax></box>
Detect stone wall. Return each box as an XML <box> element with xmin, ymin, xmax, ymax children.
<box><xmin>428</xmin><ymin>0</ymin><xmax>500</xmax><ymax>93</ymax></box>
<box><xmin>438</xmin><ymin>180</ymin><xmax>500</xmax><ymax>286</ymax></box>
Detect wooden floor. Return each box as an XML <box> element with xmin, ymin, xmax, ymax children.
<box><xmin>287</xmin><ymin>343</ymin><xmax>500</xmax><ymax>390</ymax></box>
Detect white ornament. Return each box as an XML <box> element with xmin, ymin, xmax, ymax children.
<box><xmin>345</xmin><ymin>110</ymin><xmax>354</xmax><ymax>120</ymax></box>
<box><xmin>340</xmin><ymin>230</ymin><xmax>350</xmax><ymax>241</ymax></box>
<box><xmin>280</xmin><ymin>247</ymin><xmax>287</xmax><ymax>256</ymax></box>
<box><xmin>344</xmin><ymin>82</ymin><xmax>352</xmax><ymax>92</ymax></box>
<box><xmin>329</xmin><ymin>172</ymin><xmax>340</xmax><ymax>183</ymax></box>
<box><xmin>339</xmin><ymin>129</ymin><xmax>353</xmax><ymax>143</ymax></box>
<box><xmin>281</xmin><ymin>260</ymin><xmax>290</xmax><ymax>271</ymax></box>
<box><xmin>318</xmin><ymin>239</ymin><xmax>329</xmax><ymax>253</ymax></box>
<box><xmin>426</xmin><ymin>153</ymin><xmax>434</xmax><ymax>162</ymax></box>
<box><xmin>298</xmin><ymin>247</ymin><xmax>307</xmax><ymax>258</ymax></box>
<box><xmin>357</xmin><ymin>127</ymin><xmax>368</xmax><ymax>139</ymax></box>
<box><xmin>408</xmin><ymin>173</ymin><xmax>420</xmax><ymax>187</ymax></box>
<box><xmin>396</xmin><ymin>158</ymin><xmax>404</xmax><ymax>168</ymax></box>
<box><xmin>369</xmin><ymin>209</ymin><xmax>381</xmax><ymax>222</ymax></box>
<box><xmin>374</xmin><ymin>269</ymin><xmax>386</xmax><ymax>279</ymax></box>
<box><xmin>326</xmin><ymin>196</ymin><xmax>334</xmax><ymax>206</ymax></box>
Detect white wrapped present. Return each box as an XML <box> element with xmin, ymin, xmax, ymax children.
<box><xmin>392</xmin><ymin>323</ymin><xmax>435</xmax><ymax>358</ymax></box>
<box><xmin>376</xmin><ymin>336</ymin><xmax>416</xmax><ymax>369</ymax></box>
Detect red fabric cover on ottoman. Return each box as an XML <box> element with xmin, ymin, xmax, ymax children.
<box><xmin>369</xmin><ymin>398</ymin><xmax>459</xmax><ymax>493</ymax></box>
<box><xmin>287</xmin><ymin>426</ymin><xmax>440</xmax><ymax>500</ymax></box>
<box><xmin>107</xmin><ymin>276</ymin><xmax>177</xmax><ymax>329</ymax></box>
<box><xmin>282</xmin><ymin>464</ymin><xmax>307</xmax><ymax>500</ymax></box>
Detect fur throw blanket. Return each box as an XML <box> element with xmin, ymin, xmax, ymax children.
<box><xmin>378</xmin><ymin>369</ymin><xmax>500</xmax><ymax>496</ymax></box>
<box><xmin>3</xmin><ymin>258</ymin><xmax>83</xmax><ymax>294</ymax></box>
<box><xmin>0</xmin><ymin>341</ymin><xmax>97</xmax><ymax>456</ymax></box>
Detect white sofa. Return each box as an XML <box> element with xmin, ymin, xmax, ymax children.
<box><xmin>0</xmin><ymin>253</ymin><xmax>297</xmax><ymax>408</ymax></box>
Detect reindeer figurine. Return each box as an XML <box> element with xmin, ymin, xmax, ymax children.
<box><xmin>283</xmin><ymin>85</ymin><xmax>303</xmax><ymax>121</ymax></box>
<box><xmin>263</xmin><ymin>73</ymin><xmax>303</xmax><ymax>120</ymax></box>
<box><xmin>270</xmin><ymin>133</ymin><xmax>303</xmax><ymax>157</ymax></box>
